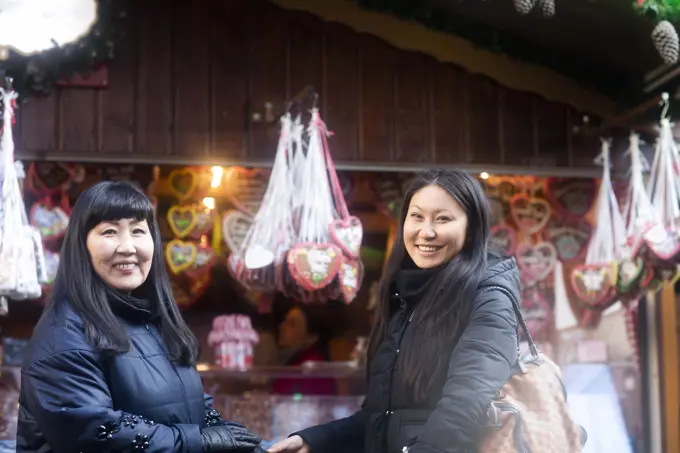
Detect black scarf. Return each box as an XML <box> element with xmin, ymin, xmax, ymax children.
<box><xmin>106</xmin><ymin>287</ymin><xmax>157</xmax><ymax>323</ymax></box>
<box><xmin>393</xmin><ymin>257</ymin><xmax>442</xmax><ymax>309</ymax></box>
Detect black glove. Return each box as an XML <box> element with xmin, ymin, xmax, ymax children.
<box><xmin>201</xmin><ymin>424</ymin><xmax>262</xmax><ymax>453</ymax></box>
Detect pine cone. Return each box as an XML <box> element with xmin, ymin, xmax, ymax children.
<box><xmin>652</xmin><ymin>20</ymin><xmax>680</xmax><ymax>65</ymax></box>
<box><xmin>539</xmin><ymin>0</ymin><xmax>555</xmax><ymax>18</ymax></box>
<box><xmin>513</xmin><ymin>0</ymin><xmax>536</xmax><ymax>15</ymax></box>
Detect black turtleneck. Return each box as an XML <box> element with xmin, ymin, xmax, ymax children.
<box><xmin>106</xmin><ymin>287</ymin><xmax>158</xmax><ymax>323</ymax></box>
<box><xmin>393</xmin><ymin>258</ymin><xmax>442</xmax><ymax>309</ymax></box>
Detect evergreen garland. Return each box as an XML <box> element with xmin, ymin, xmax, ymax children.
<box><xmin>635</xmin><ymin>0</ymin><xmax>680</xmax><ymax>23</ymax></box>
<box><xmin>350</xmin><ymin>0</ymin><xmax>641</xmax><ymax>104</ymax></box>
<box><xmin>0</xmin><ymin>0</ymin><xmax>126</xmax><ymax>100</ymax></box>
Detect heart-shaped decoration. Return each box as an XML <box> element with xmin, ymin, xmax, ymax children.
<box><xmin>167</xmin><ymin>206</ymin><xmax>197</xmax><ymax>238</ymax></box>
<box><xmin>542</xmin><ymin>217</ymin><xmax>592</xmax><ymax>262</ymax></box>
<box><xmin>165</xmin><ymin>240</ymin><xmax>197</xmax><ymax>274</ymax></box>
<box><xmin>545</xmin><ymin>178</ymin><xmax>597</xmax><ymax>219</ymax></box>
<box><xmin>516</xmin><ymin>242</ymin><xmax>557</xmax><ymax>283</ymax></box>
<box><xmin>509</xmin><ymin>194</ymin><xmax>551</xmax><ymax>234</ymax></box>
<box><xmin>643</xmin><ymin>226</ymin><xmax>680</xmax><ymax>263</ymax></box>
<box><xmin>338</xmin><ymin>256</ymin><xmax>364</xmax><ymax>304</ymax></box>
<box><xmin>171</xmin><ymin>276</ymin><xmax>207</xmax><ymax>309</ymax></box>
<box><xmin>330</xmin><ymin>216</ymin><xmax>363</xmax><ymax>258</ymax></box>
<box><xmin>185</xmin><ymin>245</ymin><xmax>215</xmax><ymax>279</ymax></box>
<box><xmin>189</xmin><ymin>207</ymin><xmax>215</xmax><ymax>239</ymax></box>
<box><xmin>222</xmin><ymin>210</ymin><xmax>253</xmax><ymax>252</ymax></box>
<box><xmin>168</xmin><ymin>168</ymin><xmax>198</xmax><ymax>200</ymax></box>
<box><xmin>26</xmin><ymin>162</ymin><xmax>75</xmax><ymax>195</ymax></box>
<box><xmin>520</xmin><ymin>287</ymin><xmax>552</xmax><ymax>339</ymax></box>
<box><xmin>30</xmin><ymin>202</ymin><xmax>69</xmax><ymax>239</ymax></box>
<box><xmin>287</xmin><ymin>243</ymin><xmax>342</xmax><ymax>292</ymax></box>
<box><xmin>617</xmin><ymin>258</ymin><xmax>648</xmax><ymax>295</ymax></box>
<box><xmin>570</xmin><ymin>263</ymin><xmax>618</xmax><ymax>309</ymax></box>
<box><xmin>490</xmin><ymin>223</ymin><xmax>518</xmax><ymax>256</ymax></box>
<box><xmin>225</xmin><ymin>167</ymin><xmax>269</xmax><ymax>216</ymax></box>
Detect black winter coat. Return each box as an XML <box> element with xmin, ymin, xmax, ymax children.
<box><xmin>297</xmin><ymin>255</ymin><xmax>520</xmax><ymax>453</ymax></box>
<box><xmin>17</xmin><ymin>297</ymin><xmax>223</xmax><ymax>453</ymax></box>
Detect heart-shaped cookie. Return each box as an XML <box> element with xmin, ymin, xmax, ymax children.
<box><xmin>287</xmin><ymin>243</ymin><xmax>342</xmax><ymax>292</ymax></box>
<box><xmin>185</xmin><ymin>245</ymin><xmax>215</xmax><ymax>279</ymax></box>
<box><xmin>490</xmin><ymin>223</ymin><xmax>518</xmax><ymax>256</ymax></box>
<box><xmin>222</xmin><ymin>210</ymin><xmax>253</xmax><ymax>252</ymax></box>
<box><xmin>165</xmin><ymin>240</ymin><xmax>197</xmax><ymax>274</ymax></box>
<box><xmin>617</xmin><ymin>258</ymin><xmax>649</xmax><ymax>296</ymax></box>
<box><xmin>189</xmin><ymin>207</ymin><xmax>215</xmax><ymax>239</ymax></box>
<box><xmin>168</xmin><ymin>168</ymin><xmax>198</xmax><ymax>200</ymax></box>
<box><xmin>225</xmin><ymin>167</ymin><xmax>269</xmax><ymax>216</ymax></box>
<box><xmin>167</xmin><ymin>206</ymin><xmax>197</xmax><ymax>238</ymax></box>
<box><xmin>545</xmin><ymin>178</ymin><xmax>596</xmax><ymax>219</ymax></box>
<box><xmin>509</xmin><ymin>194</ymin><xmax>551</xmax><ymax>234</ymax></box>
<box><xmin>570</xmin><ymin>263</ymin><xmax>618</xmax><ymax>309</ymax></box>
<box><xmin>30</xmin><ymin>202</ymin><xmax>69</xmax><ymax>240</ymax></box>
<box><xmin>516</xmin><ymin>242</ymin><xmax>557</xmax><ymax>283</ymax></box>
<box><xmin>338</xmin><ymin>256</ymin><xmax>364</xmax><ymax>304</ymax></box>
<box><xmin>330</xmin><ymin>216</ymin><xmax>363</xmax><ymax>258</ymax></box>
<box><xmin>542</xmin><ymin>217</ymin><xmax>592</xmax><ymax>262</ymax></box>
<box><xmin>643</xmin><ymin>226</ymin><xmax>680</xmax><ymax>263</ymax></box>
<box><xmin>26</xmin><ymin>162</ymin><xmax>75</xmax><ymax>195</ymax></box>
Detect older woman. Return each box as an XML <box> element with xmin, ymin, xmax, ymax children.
<box><xmin>17</xmin><ymin>181</ymin><xmax>262</xmax><ymax>453</ymax></box>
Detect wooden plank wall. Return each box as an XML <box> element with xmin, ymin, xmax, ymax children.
<box><xmin>14</xmin><ymin>0</ymin><xmax>603</xmax><ymax>171</ymax></box>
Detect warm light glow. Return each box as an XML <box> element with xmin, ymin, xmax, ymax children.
<box><xmin>210</xmin><ymin>166</ymin><xmax>223</xmax><ymax>188</ymax></box>
<box><xmin>480</xmin><ymin>172</ymin><xmax>489</xmax><ymax>180</ymax></box>
<box><xmin>203</xmin><ymin>197</ymin><xmax>215</xmax><ymax>210</ymax></box>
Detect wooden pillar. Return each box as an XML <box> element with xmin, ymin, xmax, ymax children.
<box><xmin>659</xmin><ymin>284</ymin><xmax>679</xmax><ymax>453</ymax></box>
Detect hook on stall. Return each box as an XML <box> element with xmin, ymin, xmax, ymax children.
<box><xmin>660</xmin><ymin>92</ymin><xmax>670</xmax><ymax>120</ymax></box>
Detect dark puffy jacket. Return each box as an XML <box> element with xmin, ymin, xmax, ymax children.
<box><xmin>297</xmin><ymin>256</ymin><xmax>520</xmax><ymax>453</ymax></box>
<box><xmin>17</xmin><ymin>299</ymin><xmax>221</xmax><ymax>453</ymax></box>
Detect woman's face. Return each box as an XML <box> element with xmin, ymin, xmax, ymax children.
<box><xmin>279</xmin><ymin>307</ymin><xmax>316</xmax><ymax>349</ymax></box>
<box><xmin>86</xmin><ymin>218</ymin><xmax>154</xmax><ymax>292</ymax></box>
<box><xmin>403</xmin><ymin>184</ymin><xmax>468</xmax><ymax>269</ymax></box>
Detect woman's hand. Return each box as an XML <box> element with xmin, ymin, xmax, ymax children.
<box><xmin>201</xmin><ymin>424</ymin><xmax>262</xmax><ymax>452</ymax></box>
<box><xmin>267</xmin><ymin>435</ymin><xmax>310</xmax><ymax>453</ymax></box>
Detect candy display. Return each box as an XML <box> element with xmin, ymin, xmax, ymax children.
<box><xmin>207</xmin><ymin>315</ymin><xmax>260</xmax><ymax>370</ymax></box>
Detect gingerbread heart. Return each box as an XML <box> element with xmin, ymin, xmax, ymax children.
<box><xmin>222</xmin><ymin>210</ymin><xmax>253</xmax><ymax>252</ymax></box>
<box><xmin>330</xmin><ymin>216</ymin><xmax>363</xmax><ymax>258</ymax></box>
<box><xmin>165</xmin><ymin>240</ymin><xmax>196</xmax><ymax>274</ymax></box>
<box><xmin>520</xmin><ymin>287</ymin><xmax>552</xmax><ymax>339</ymax></box>
<box><xmin>516</xmin><ymin>242</ymin><xmax>557</xmax><ymax>283</ymax></box>
<box><xmin>189</xmin><ymin>207</ymin><xmax>215</xmax><ymax>239</ymax></box>
<box><xmin>543</xmin><ymin>217</ymin><xmax>591</xmax><ymax>262</ymax></box>
<box><xmin>490</xmin><ymin>223</ymin><xmax>518</xmax><ymax>256</ymax></box>
<box><xmin>643</xmin><ymin>226</ymin><xmax>680</xmax><ymax>263</ymax></box>
<box><xmin>30</xmin><ymin>202</ymin><xmax>69</xmax><ymax>239</ymax></box>
<box><xmin>185</xmin><ymin>245</ymin><xmax>215</xmax><ymax>279</ymax></box>
<box><xmin>168</xmin><ymin>168</ymin><xmax>198</xmax><ymax>200</ymax></box>
<box><xmin>287</xmin><ymin>244</ymin><xmax>342</xmax><ymax>292</ymax></box>
<box><xmin>225</xmin><ymin>167</ymin><xmax>269</xmax><ymax>216</ymax></box>
<box><xmin>509</xmin><ymin>194</ymin><xmax>551</xmax><ymax>234</ymax></box>
<box><xmin>338</xmin><ymin>256</ymin><xmax>364</xmax><ymax>304</ymax></box>
<box><xmin>167</xmin><ymin>206</ymin><xmax>197</xmax><ymax>238</ymax></box>
<box><xmin>570</xmin><ymin>263</ymin><xmax>618</xmax><ymax>309</ymax></box>
<box><xmin>545</xmin><ymin>178</ymin><xmax>596</xmax><ymax>219</ymax></box>
<box><xmin>617</xmin><ymin>258</ymin><xmax>648</xmax><ymax>295</ymax></box>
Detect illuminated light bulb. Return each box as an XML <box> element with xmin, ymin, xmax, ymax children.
<box><xmin>203</xmin><ymin>197</ymin><xmax>215</xmax><ymax>210</ymax></box>
<box><xmin>480</xmin><ymin>172</ymin><xmax>489</xmax><ymax>180</ymax></box>
<box><xmin>210</xmin><ymin>166</ymin><xmax>223</xmax><ymax>188</ymax></box>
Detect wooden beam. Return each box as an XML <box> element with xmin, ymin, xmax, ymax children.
<box><xmin>660</xmin><ymin>284</ymin><xmax>679</xmax><ymax>453</ymax></box>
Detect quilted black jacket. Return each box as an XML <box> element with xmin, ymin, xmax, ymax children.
<box><xmin>16</xmin><ymin>297</ymin><xmax>224</xmax><ymax>453</ymax></box>
<box><xmin>297</xmin><ymin>255</ymin><xmax>520</xmax><ymax>453</ymax></box>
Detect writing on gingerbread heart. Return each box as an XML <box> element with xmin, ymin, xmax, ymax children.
<box><xmin>330</xmin><ymin>216</ymin><xmax>363</xmax><ymax>258</ymax></box>
<box><xmin>222</xmin><ymin>210</ymin><xmax>253</xmax><ymax>252</ymax></box>
<box><xmin>226</xmin><ymin>167</ymin><xmax>269</xmax><ymax>216</ymax></box>
<box><xmin>570</xmin><ymin>263</ymin><xmax>618</xmax><ymax>308</ymax></box>
<box><xmin>167</xmin><ymin>206</ymin><xmax>197</xmax><ymax>238</ymax></box>
<box><xmin>509</xmin><ymin>194</ymin><xmax>551</xmax><ymax>234</ymax></box>
<box><xmin>546</xmin><ymin>178</ymin><xmax>596</xmax><ymax>219</ymax></box>
<box><xmin>165</xmin><ymin>240</ymin><xmax>197</xmax><ymax>274</ymax></box>
<box><xmin>490</xmin><ymin>223</ymin><xmax>518</xmax><ymax>256</ymax></box>
<box><xmin>516</xmin><ymin>242</ymin><xmax>557</xmax><ymax>283</ymax></box>
<box><xmin>168</xmin><ymin>168</ymin><xmax>198</xmax><ymax>201</ymax></box>
<box><xmin>287</xmin><ymin>244</ymin><xmax>342</xmax><ymax>292</ymax></box>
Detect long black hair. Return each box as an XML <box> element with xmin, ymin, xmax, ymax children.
<box><xmin>50</xmin><ymin>181</ymin><xmax>200</xmax><ymax>365</ymax></box>
<box><xmin>368</xmin><ymin>168</ymin><xmax>491</xmax><ymax>401</ymax></box>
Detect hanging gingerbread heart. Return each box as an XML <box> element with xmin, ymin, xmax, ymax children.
<box><xmin>330</xmin><ymin>216</ymin><xmax>363</xmax><ymax>258</ymax></box>
<box><xmin>185</xmin><ymin>245</ymin><xmax>215</xmax><ymax>280</ymax></box>
<box><xmin>30</xmin><ymin>202</ymin><xmax>69</xmax><ymax>241</ymax></box>
<box><xmin>167</xmin><ymin>206</ymin><xmax>197</xmax><ymax>238</ymax></box>
<box><xmin>168</xmin><ymin>168</ymin><xmax>198</xmax><ymax>201</ymax></box>
<box><xmin>545</xmin><ymin>178</ymin><xmax>597</xmax><ymax>219</ymax></box>
<box><xmin>617</xmin><ymin>257</ymin><xmax>649</xmax><ymax>295</ymax></box>
<box><xmin>490</xmin><ymin>223</ymin><xmax>518</xmax><ymax>256</ymax></box>
<box><xmin>509</xmin><ymin>194</ymin><xmax>551</xmax><ymax>234</ymax></box>
<box><xmin>542</xmin><ymin>216</ymin><xmax>592</xmax><ymax>262</ymax></box>
<box><xmin>287</xmin><ymin>244</ymin><xmax>342</xmax><ymax>292</ymax></box>
<box><xmin>165</xmin><ymin>240</ymin><xmax>197</xmax><ymax>274</ymax></box>
<box><xmin>643</xmin><ymin>226</ymin><xmax>680</xmax><ymax>263</ymax></box>
<box><xmin>516</xmin><ymin>241</ymin><xmax>557</xmax><ymax>283</ymax></box>
<box><xmin>225</xmin><ymin>167</ymin><xmax>269</xmax><ymax>216</ymax></box>
<box><xmin>189</xmin><ymin>207</ymin><xmax>215</xmax><ymax>239</ymax></box>
<box><xmin>222</xmin><ymin>210</ymin><xmax>253</xmax><ymax>252</ymax></box>
<box><xmin>26</xmin><ymin>162</ymin><xmax>75</xmax><ymax>196</ymax></box>
<box><xmin>338</xmin><ymin>256</ymin><xmax>364</xmax><ymax>304</ymax></box>
<box><xmin>570</xmin><ymin>263</ymin><xmax>618</xmax><ymax>309</ymax></box>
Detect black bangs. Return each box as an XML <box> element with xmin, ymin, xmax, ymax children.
<box><xmin>83</xmin><ymin>182</ymin><xmax>154</xmax><ymax>232</ymax></box>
